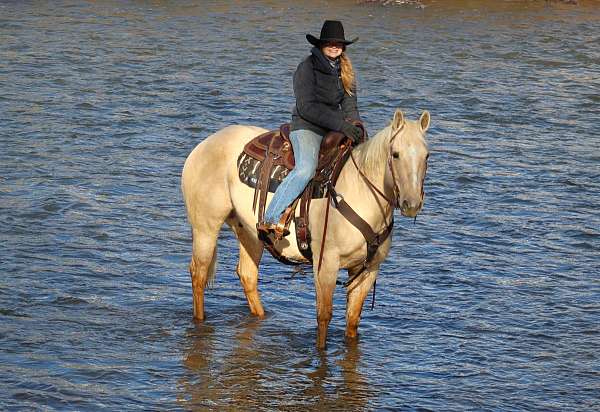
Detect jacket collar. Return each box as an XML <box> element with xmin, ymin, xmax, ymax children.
<box><xmin>311</xmin><ymin>47</ymin><xmax>339</xmax><ymax>74</ymax></box>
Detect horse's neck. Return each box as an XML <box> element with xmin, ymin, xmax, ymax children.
<box><xmin>336</xmin><ymin>128</ymin><xmax>394</xmax><ymax>229</ymax></box>
<box><xmin>354</xmin><ymin>127</ymin><xmax>392</xmax><ymax>185</ymax></box>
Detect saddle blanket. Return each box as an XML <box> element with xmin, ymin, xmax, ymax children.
<box><xmin>237</xmin><ymin>153</ymin><xmax>327</xmax><ymax>198</ymax></box>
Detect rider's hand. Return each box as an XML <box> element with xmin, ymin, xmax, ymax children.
<box><xmin>341</xmin><ymin>122</ymin><xmax>362</xmax><ymax>144</ymax></box>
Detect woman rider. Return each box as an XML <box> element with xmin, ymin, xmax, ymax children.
<box><xmin>261</xmin><ymin>20</ymin><xmax>363</xmax><ymax>234</ymax></box>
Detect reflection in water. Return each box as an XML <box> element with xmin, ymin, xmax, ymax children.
<box><xmin>337</xmin><ymin>341</ymin><xmax>371</xmax><ymax>407</ymax></box>
<box><xmin>178</xmin><ymin>323</ymin><xmax>218</xmax><ymax>408</ymax></box>
<box><xmin>220</xmin><ymin>319</ymin><xmax>265</xmax><ymax>408</ymax></box>
<box><xmin>304</xmin><ymin>342</ymin><xmax>371</xmax><ymax>411</ymax></box>
<box><xmin>178</xmin><ymin>319</ymin><xmax>373</xmax><ymax>410</ymax></box>
<box><xmin>2</xmin><ymin>0</ymin><xmax>598</xmax><ymax>409</ymax></box>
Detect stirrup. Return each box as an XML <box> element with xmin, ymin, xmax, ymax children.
<box><xmin>256</xmin><ymin>200</ymin><xmax>297</xmax><ymax>241</ymax></box>
<box><xmin>274</xmin><ymin>220</ymin><xmax>290</xmax><ymax>240</ymax></box>
<box><xmin>256</xmin><ymin>222</ymin><xmax>290</xmax><ymax>240</ymax></box>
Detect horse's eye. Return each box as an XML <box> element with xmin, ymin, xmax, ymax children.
<box><xmin>392</xmin><ymin>152</ymin><xmax>400</xmax><ymax>159</ymax></box>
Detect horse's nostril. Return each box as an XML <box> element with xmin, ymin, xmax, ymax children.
<box><xmin>402</xmin><ymin>200</ymin><xmax>409</xmax><ymax>210</ymax></box>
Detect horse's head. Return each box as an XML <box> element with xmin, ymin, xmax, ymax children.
<box><xmin>386</xmin><ymin>109</ymin><xmax>430</xmax><ymax>218</ymax></box>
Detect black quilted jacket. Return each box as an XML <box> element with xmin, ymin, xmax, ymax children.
<box><xmin>291</xmin><ymin>47</ymin><xmax>360</xmax><ymax>136</ymax></box>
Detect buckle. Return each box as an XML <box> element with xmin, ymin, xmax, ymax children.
<box><xmin>331</xmin><ymin>192</ymin><xmax>343</xmax><ymax>208</ymax></box>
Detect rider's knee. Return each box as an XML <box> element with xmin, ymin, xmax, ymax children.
<box><xmin>294</xmin><ymin>163</ymin><xmax>317</xmax><ymax>182</ymax></box>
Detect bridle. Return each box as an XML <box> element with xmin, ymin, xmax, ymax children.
<box><xmin>326</xmin><ymin>123</ymin><xmax>406</xmax><ymax>290</ymax></box>
<box><xmin>336</xmin><ymin>122</ymin><xmax>427</xmax><ymax>297</ymax></box>
<box><xmin>349</xmin><ymin>122</ymin><xmax>406</xmax><ymax>216</ymax></box>
<box><xmin>387</xmin><ymin>125</ymin><xmax>405</xmax><ymax>209</ymax></box>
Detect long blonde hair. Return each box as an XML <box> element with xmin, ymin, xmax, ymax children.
<box><xmin>340</xmin><ymin>52</ymin><xmax>356</xmax><ymax>95</ymax></box>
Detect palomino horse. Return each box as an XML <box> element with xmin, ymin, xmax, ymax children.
<box><xmin>181</xmin><ymin>109</ymin><xmax>430</xmax><ymax>348</ymax></box>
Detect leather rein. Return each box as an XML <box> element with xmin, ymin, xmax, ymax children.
<box><xmin>325</xmin><ymin>124</ymin><xmax>405</xmax><ymax>291</ymax></box>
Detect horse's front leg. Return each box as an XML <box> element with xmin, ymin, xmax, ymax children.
<box><xmin>345</xmin><ymin>267</ymin><xmax>378</xmax><ymax>340</ymax></box>
<box><xmin>314</xmin><ymin>255</ymin><xmax>339</xmax><ymax>349</ymax></box>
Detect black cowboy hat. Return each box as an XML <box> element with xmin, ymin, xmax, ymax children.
<box><xmin>306</xmin><ymin>20</ymin><xmax>358</xmax><ymax>47</ymax></box>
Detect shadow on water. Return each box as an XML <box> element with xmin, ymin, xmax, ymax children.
<box><xmin>177</xmin><ymin>317</ymin><xmax>374</xmax><ymax>411</ymax></box>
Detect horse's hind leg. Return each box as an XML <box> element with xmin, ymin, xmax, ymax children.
<box><xmin>345</xmin><ymin>268</ymin><xmax>378</xmax><ymax>339</ymax></box>
<box><xmin>230</xmin><ymin>221</ymin><xmax>265</xmax><ymax>317</ymax></box>
<box><xmin>189</xmin><ymin>227</ymin><xmax>219</xmax><ymax>321</ymax></box>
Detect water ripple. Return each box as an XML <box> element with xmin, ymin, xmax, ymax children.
<box><xmin>2</xmin><ymin>1</ymin><xmax>599</xmax><ymax>411</ymax></box>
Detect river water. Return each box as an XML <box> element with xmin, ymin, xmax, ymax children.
<box><xmin>1</xmin><ymin>1</ymin><xmax>599</xmax><ymax>410</ymax></box>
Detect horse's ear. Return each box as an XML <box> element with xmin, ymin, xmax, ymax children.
<box><xmin>420</xmin><ymin>110</ymin><xmax>430</xmax><ymax>132</ymax></box>
<box><xmin>391</xmin><ymin>109</ymin><xmax>405</xmax><ymax>131</ymax></box>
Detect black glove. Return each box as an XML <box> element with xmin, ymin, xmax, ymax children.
<box><xmin>341</xmin><ymin>122</ymin><xmax>362</xmax><ymax>143</ymax></box>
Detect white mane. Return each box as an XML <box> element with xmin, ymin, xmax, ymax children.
<box><xmin>352</xmin><ymin>125</ymin><xmax>393</xmax><ymax>180</ymax></box>
<box><xmin>352</xmin><ymin>120</ymin><xmax>426</xmax><ymax>182</ymax></box>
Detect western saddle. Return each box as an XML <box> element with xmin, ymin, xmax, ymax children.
<box><xmin>237</xmin><ymin>122</ymin><xmax>366</xmax><ymax>265</ymax></box>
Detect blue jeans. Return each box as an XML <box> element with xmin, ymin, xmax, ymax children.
<box><xmin>264</xmin><ymin>129</ymin><xmax>323</xmax><ymax>224</ymax></box>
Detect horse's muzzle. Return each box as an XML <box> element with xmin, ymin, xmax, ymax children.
<box><xmin>400</xmin><ymin>199</ymin><xmax>422</xmax><ymax>218</ymax></box>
